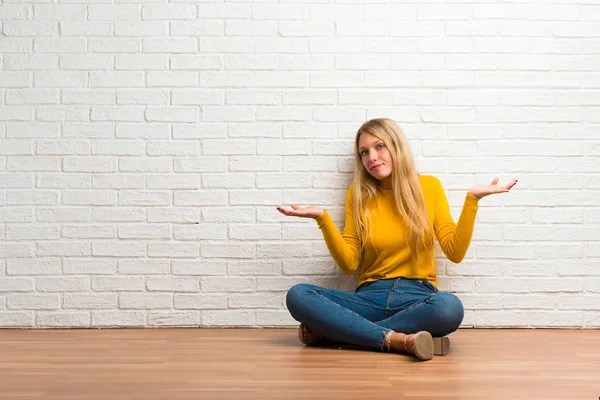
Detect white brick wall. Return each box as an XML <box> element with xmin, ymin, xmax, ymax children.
<box><xmin>1</xmin><ymin>1</ymin><xmax>599</xmax><ymax>329</ymax></box>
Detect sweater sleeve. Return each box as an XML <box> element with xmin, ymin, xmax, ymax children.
<box><xmin>432</xmin><ymin>177</ymin><xmax>479</xmax><ymax>263</ymax></box>
<box><xmin>314</xmin><ymin>186</ymin><xmax>361</xmax><ymax>274</ymax></box>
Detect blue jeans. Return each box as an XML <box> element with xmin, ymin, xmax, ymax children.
<box><xmin>286</xmin><ymin>277</ymin><xmax>464</xmax><ymax>351</ymax></box>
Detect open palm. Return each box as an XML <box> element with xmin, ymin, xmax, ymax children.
<box><xmin>276</xmin><ymin>204</ymin><xmax>324</xmax><ymax>219</ymax></box>
<box><xmin>469</xmin><ymin>178</ymin><xmax>517</xmax><ymax>199</ymax></box>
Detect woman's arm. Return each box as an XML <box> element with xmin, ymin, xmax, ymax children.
<box><xmin>433</xmin><ymin>179</ymin><xmax>479</xmax><ymax>263</ymax></box>
<box><xmin>433</xmin><ymin>177</ymin><xmax>517</xmax><ymax>263</ymax></box>
<box><xmin>314</xmin><ymin>187</ymin><xmax>361</xmax><ymax>274</ymax></box>
<box><xmin>277</xmin><ymin>186</ymin><xmax>361</xmax><ymax>274</ymax></box>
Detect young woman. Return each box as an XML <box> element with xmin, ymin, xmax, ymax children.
<box><xmin>276</xmin><ymin>118</ymin><xmax>517</xmax><ymax>361</ymax></box>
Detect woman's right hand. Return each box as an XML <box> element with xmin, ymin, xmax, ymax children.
<box><xmin>276</xmin><ymin>204</ymin><xmax>324</xmax><ymax>219</ymax></box>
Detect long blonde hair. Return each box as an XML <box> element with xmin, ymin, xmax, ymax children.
<box><xmin>352</xmin><ymin>118</ymin><xmax>433</xmax><ymax>260</ymax></box>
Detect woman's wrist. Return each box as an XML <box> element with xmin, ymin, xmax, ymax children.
<box><xmin>467</xmin><ymin>190</ymin><xmax>481</xmax><ymax>199</ymax></box>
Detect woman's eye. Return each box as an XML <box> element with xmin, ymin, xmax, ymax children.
<box><xmin>377</xmin><ymin>144</ymin><xmax>384</xmax><ymax>149</ymax></box>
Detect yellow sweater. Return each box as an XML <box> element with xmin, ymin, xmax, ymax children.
<box><xmin>315</xmin><ymin>175</ymin><xmax>479</xmax><ymax>287</ymax></box>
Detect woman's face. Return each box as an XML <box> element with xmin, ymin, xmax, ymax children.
<box><xmin>357</xmin><ymin>132</ymin><xmax>393</xmax><ymax>188</ymax></box>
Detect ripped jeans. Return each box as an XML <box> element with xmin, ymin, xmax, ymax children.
<box><xmin>286</xmin><ymin>277</ymin><xmax>464</xmax><ymax>351</ymax></box>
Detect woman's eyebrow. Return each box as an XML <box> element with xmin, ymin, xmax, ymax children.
<box><xmin>358</xmin><ymin>141</ymin><xmax>383</xmax><ymax>151</ymax></box>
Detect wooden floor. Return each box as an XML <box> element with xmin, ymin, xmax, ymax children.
<box><xmin>0</xmin><ymin>328</ymin><xmax>598</xmax><ymax>400</ymax></box>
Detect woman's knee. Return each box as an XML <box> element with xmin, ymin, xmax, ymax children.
<box><xmin>285</xmin><ymin>284</ymin><xmax>314</xmax><ymax>316</ymax></box>
<box><xmin>432</xmin><ymin>292</ymin><xmax>464</xmax><ymax>334</ymax></box>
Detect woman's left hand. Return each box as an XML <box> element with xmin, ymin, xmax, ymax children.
<box><xmin>468</xmin><ymin>178</ymin><xmax>518</xmax><ymax>199</ymax></box>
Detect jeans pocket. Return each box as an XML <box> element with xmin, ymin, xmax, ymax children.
<box><xmin>424</xmin><ymin>280</ymin><xmax>439</xmax><ymax>293</ymax></box>
<box><xmin>355</xmin><ymin>280</ymin><xmax>374</xmax><ymax>293</ymax></box>
<box><xmin>417</xmin><ymin>280</ymin><xmax>438</xmax><ymax>293</ymax></box>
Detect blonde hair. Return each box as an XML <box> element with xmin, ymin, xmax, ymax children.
<box><xmin>352</xmin><ymin>118</ymin><xmax>433</xmax><ymax>260</ymax></box>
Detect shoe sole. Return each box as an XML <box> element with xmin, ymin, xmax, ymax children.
<box><xmin>412</xmin><ymin>331</ymin><xmax>434</xmax><ymax>361</ymax></box>
<box><xmin>433</xmin><ymin>336</ymin><xmax>450</xmax><ymax>356</ymax></box>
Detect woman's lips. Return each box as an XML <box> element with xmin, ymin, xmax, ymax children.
<box><xmin>371</xmin><ymin>164</ymin><xmax>382</xmax><ymax>171</ymax></box>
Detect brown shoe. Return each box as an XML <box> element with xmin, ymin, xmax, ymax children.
<box><xmin>297</xmin><ymin>323</ymin><xmax>326</xmax><ymax>346</ymax></box>
<box><xmin>404</xmin><ymin>331</ymin><xmax>434</xmax><ymax>361</ymax></box>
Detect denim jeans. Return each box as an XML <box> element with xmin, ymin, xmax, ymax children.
<box><xmin>286</xmin><ymin>277</ymin><xmax>464</xmax><ymax>351</ymax></box>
